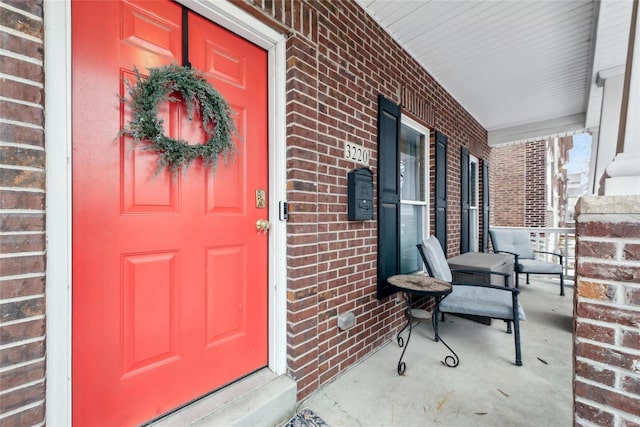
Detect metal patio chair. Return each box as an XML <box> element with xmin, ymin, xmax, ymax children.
<box><xmin>489</xmin><ymin>229</ymin><xmax>565</xmax><ymax>296</ymax></box>
<box><xmin>418</xmin><ymin>236</ymin><xmax>526</xmax><ymax>366</ymax></box>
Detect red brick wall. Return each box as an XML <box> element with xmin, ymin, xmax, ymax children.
<box><xmin>491</xmin><ymin>140</ymin><xmax>547</xmax><ymax>227</ymax></box>
<box><xmin>491</xmin><ymin>143</ymin><xmax>526</xmax><ymax>227</ymax></box>
<box><xmin>525</xmin><ymin>140</ymin><xmax>548</xmax><ymax>227</ymax></box>
<box><xmin>0</xmin><ymin>0</ymin><xmax>46</xmax><ymax>425</ymax></box>
<box><xmin>574</xmin><ymin>196</ymin><xmax>640</xmax><ymax>425</ymax></box>
<box><xmin>242</xmin><ymin>0</ymin><xmax>488</xmax><ymax>398</ymax></box>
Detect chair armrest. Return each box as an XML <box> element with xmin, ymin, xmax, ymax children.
<box><xmin>494</xmin><ymin>250</ymin><xmax>520</xmax><ymax>262</ymax></box>
<box><xmin>533</xmin><ymin>250</ymin><xmax>564</xmax><ymax>265</ymax></box>
<box><xmin>494</xmin><ymin>250</ymin><xmax>518</xmax><ymax>258</ymax></box>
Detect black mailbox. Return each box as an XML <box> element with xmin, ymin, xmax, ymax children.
<box><xmin>347</xmin><ymin>167</ymin><xmax>374</xmax><ymax>220</ymax></box>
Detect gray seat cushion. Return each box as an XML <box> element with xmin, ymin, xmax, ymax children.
<box><xmin>518</xmin><ymin>259</ymin><xmax>563</xmax><ymax>274</ymax></box>
<box><xmin>440</xmin><ymin>285</ymin><xmax>526</xmax><ymax>321</ymax></box>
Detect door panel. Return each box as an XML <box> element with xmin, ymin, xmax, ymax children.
<box><xmin>72</xmin><ymin>1</ymin><xmax>268</xmax><ymax>425</ymax></box>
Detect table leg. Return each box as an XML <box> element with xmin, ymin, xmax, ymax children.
<box><xmin>396</xmin><ymin>292</ymin><xmax>412</xmax><ymax>375</ymax></box>
<box><xmin>432</xmin><ymin>296</ymin><xmax>459</xmax><ymax>368</ymax></box>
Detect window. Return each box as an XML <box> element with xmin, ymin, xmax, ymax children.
<box><xmin>399</xmin><ymin>117</ymin><xmax>429</xmax><ymax>273</ymax></box>
<box><xmin>376</xmin><ymin>95</ymin><xmax>432</xmax><ymax>298</ymax></box>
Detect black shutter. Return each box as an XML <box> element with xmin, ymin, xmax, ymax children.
<box><xmin>377</xmin><ymin>95</ymin><xmax>401</xmax><ymax>300</ymax></box>
<box><xmin>460</xmin><ymin>147</ymin><xmax>470</xmax><ymax>254</ymax></box>
<box><xmin>434</xmin><ymin>131</ymin><xmax>448</xmax><ymax>255</ymax></box>
<box><xmin>483</xmin><ymin>160</ymin><xmax>490</xmax><ymax>253</ymax></box>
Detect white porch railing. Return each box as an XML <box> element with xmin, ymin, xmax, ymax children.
<box><xmin>490</xmin><ymin>226</ymin><xmax>576</xmax><ymax>280</ymax></box>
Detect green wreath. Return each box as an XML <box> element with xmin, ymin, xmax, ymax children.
<box><xmin>121</xmin><ymin>64</ymin><xmax>237</xmax><ymax>175</ymax></box>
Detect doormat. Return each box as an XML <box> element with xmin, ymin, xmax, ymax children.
<box><xmin>282</xmin><ymin>408</ymin><xmax>330</xmax><ymax>427</ymax></box>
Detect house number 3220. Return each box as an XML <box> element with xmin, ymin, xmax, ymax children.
<box><xmin>344</xmin><ymin>142</ymin><xmax>370</xmax><ymax>165</ymax></box>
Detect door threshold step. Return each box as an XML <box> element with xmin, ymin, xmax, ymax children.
<box><xmin>151</xmin><ymin>369</ymin><xmax>297</xmax><ymax>427</ymax></box>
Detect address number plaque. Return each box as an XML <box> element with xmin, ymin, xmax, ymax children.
<box><xmin>344</xmin><ymin>142</ymin><xmax>370</xmax><ymax>165</ymax></box>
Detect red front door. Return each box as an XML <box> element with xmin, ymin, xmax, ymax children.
<box><xmin>72</xmin><ymin>1</ymin><xmax>268</xmax><ymax>425</ymax></box>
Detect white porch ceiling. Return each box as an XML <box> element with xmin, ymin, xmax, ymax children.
<box><xmin>355</xmin><ymin>0</ymin><xmax>632</xmax><ymax>145</ymax></box>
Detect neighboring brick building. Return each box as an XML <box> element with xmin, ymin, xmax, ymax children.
<box><xmin>491</xmin><ymin>136</ymin><xmax>572</xmax><ymax>228</ymax></box>
<box><xmin>1</xmin><ymin>0</ymin><xmax>491</xmax><ymax>424</ymax></box>
<box><xmin>574</xmin><ymin>195</ymin><xmax>640</xmax><ymax>425</ymax></box>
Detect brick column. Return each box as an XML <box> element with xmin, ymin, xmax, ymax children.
<box><xmin>574</xmin><ymin>195</ymin><xmax>640</xmax><ymax>425</ymax></box>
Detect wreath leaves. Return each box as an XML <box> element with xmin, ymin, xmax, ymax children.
<box><xmin>121</xmin><ymin>64</ymin><xmax>237</xmax><ymax>175</ymax></box>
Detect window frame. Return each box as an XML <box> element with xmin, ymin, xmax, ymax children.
<box><xmin>399</xmin><ymin>115</ymin><xmax>430</xmax><ymax>274</ymax></box>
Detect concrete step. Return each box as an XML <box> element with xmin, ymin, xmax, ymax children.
<box><xmin>152</xmin><ymin>369</ymin><xmax>297</xmax><ymax>427</ymax></box>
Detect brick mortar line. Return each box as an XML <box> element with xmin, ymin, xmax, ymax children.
<box><xmin>575</xmin><ymin>337</ymin><xmax>640</xmax><ymax>356</ymax></box>
<box><xmin>0</xmin><ymin>72</ymin><xmax>43</xmax><ymax>88</ymax></box>
<box><xmin>577</xmin><ymin>213</ymin><xmax>640</xmax><ymax>222</ymax></box>
<box><xmin>285</xmin><ymin>351</ymin><xmax>317</xmax><ymax>369</ymax></box>
<box><xmin>0</xmin><ymin>49</ymin><xmax>42</xmax><ymax>66</ymax></box>
<box><xmin>0</xmin><ymin>272</ymin><xmax>45</xmax><ymax>281</ymax></box>
<box><xmin>576</xmin><ymin>376</ymin><xmax>638</xmax><ymax>398</ymax></box>
<box><xmin>0</xmin><ymin>164</ymin><xmax>44</xmax><ymax>172</ymax></box>
<box><xmin>285</xmin><ymin>168</ymin><xmax>318</xmax><ymax>175</ymax></box>
<box><xmin>0</xmin><ymin>118</ymin><xmax>43</xmax><ymax>130</ymax></box>
<box><xmin>0</xmin><ymin>336</ymin><xmax>44</xmax><ymax>351</ymax></box>
<box><xmin>577</xmin><ymin>317</ymin><xmax>640</xmax><ymax>331</ymax></box>
<box><xmin>0</xmin><ymin>400</ymin><xmax>45</xmax><ymax>421</ymax></box>
<box><xmin>575</xmin><ymin>298</ymin><xmax>640</xmax><ymax>313</ymax></box>
<box><xmin>578</xmin><ymin>236</ymin><xmax>640</xmax><ymax>244</ymax></box>
<box><xmin>0</xmin><ymin>142</ymin><xmax>45</xmax><ymax>150</ymax></box>
<box><xmin>0</xmin><ymin>314</ymin><xmax>44</xmax><ymax>327</ymax></box>
<box><xmin>576</xmin><ymin>278</ymin><xmax>640</xmax><ymax>289</ymax></box>
<box><xmin>0</xmin><ymin>187</ymin><xmax>45</xmax><ymax>193</ymax></box>
<box><xmin>577</xmin><ymin>258</ymin><xmax>640</xmax><ymax>267</ymax></box>
<box><xmin>286</xmin><ymin>275</ymin><xmax>319</xmax><ymax>283</ymax></box>
<box><xmin>0</xmin><ymin>378</ymin><xmax>45</xmax><ymax>396</ymax></box>
<box><xmin>576</xmin><ymin>356</ymin><xmax>640</xmax><ymax>378</ymax></box>
<box><xmin>573</xmin><ymin>413</ymin><xmax>610</xmax><ymax>427</ymax></box>
<box><xmin>287</xmin><ymin>340</ymin><xmax>320</xmax><ymax>361</ymax></box>
<box><xmin>0</xmin><ymin>2</ymin><xmax>43</xmax><ymax>22</ymax></box>
<box><xmin>0</xmin><ymin>210</ymin><xmax>45</xmax><ymax>215</ymax></box>
<box><xmin>0</xmin><ymin>293</ymin><xmax>44</xmax><ymax>305</ymax></box>
<box><xmin>0</xmin><ymin>356</ymin><xmax>45</xmax><ymax>374</ymax></box>
<box><xmin>575</xmin><ymin>384</ymin><xmax>640</xmax><ymax>421</ymax></box>
<box><xmin>0</xmin><ymin>25</ymin><xmax>43</xmax><ymax>43</ymax></box>
<box><xmin>0</xmin><ymin>231</ymin><xmax>44</xmax><ymax>236</ymax></box>
<box><xmin>0</xmin><ymin>96</ymin><xmax>43</xmax><ymax>109</ymax></box>
<box><xmin>0</xmin><ymin>251</ymin><xmax>46</xmax><ymax>259</ymax></box>
<box><xmin>286</xmin><ymin>314</ymin><xmax>320</xmax><ymax>328</ymax></box>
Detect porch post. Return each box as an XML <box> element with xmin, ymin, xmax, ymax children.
<box><xmin>592</xmin><ymin>67</ymin><xmax>624</xmax><ymax>194</ymax></box>
<box><xmin>603</xmin><ymin>0</ymin><xmax>640</xmax><ymax>195</ymax></box>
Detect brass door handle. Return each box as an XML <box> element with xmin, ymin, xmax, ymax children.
<box><xmin>256</xmin><ymin>219</ymin><xmax>270</xmax><ymax>233</ymax></box>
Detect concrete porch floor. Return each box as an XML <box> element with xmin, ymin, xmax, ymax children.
<box><xmin>300</xmin><ymin>277</ymin><xmax>574</xmax><ymax>426</ymax></box>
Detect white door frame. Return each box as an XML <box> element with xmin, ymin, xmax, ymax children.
<box><xmin>44</xmin><ymin>1</ymin><xmax>287</xmax><ymax>425</ymax></box>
